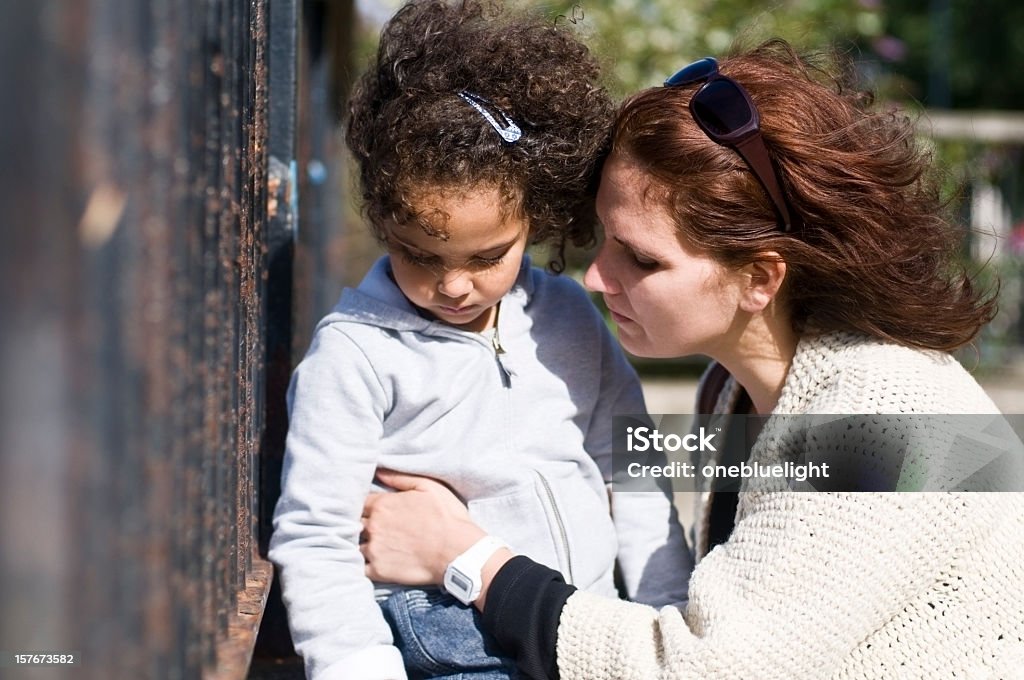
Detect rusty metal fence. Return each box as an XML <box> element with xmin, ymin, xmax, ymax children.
<box><xmin>0</xmin><ymin>1</ymin><xmax>351</xmax><ymax>677</ymax></box>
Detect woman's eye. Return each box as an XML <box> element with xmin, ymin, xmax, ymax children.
<box><xmin>613</xmin><ymin>239</ymin><xmax>659</xmax><ymax>271</ymax></box>
<box><xmin>630</xmin><ymin>251</ymin><xmax>659</xmax><ymax>271</ymax></box>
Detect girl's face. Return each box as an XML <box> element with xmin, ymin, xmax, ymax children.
<box><xmin>385</xmin><ymin>186</ymin><xmax>529</xmax><ymax>332</ymax></box>
<box><xmin>584</xmin><ymin>153</ymin><xmax>744</xmax><ymax>359</ymax></box>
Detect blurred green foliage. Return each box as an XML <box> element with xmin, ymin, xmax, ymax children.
<box><xmin>521</xmin><ymin>0</ymin><xmax>1024</xmax><ymax>110</ymax></box>
<box><xmin>527</xmin><ymin>0</ymin><xmax>883</xmax><ymax>96</ymax></box>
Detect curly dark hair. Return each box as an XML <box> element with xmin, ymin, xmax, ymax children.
<box><xmin>345</xmin><ymin>0</ymin><xmax>613</xmax><ymax>271</ymax></box>
<box><xmin>612</xmin><ymin>39</ymin><xmax>997</xmax><ymax>351</ymax></box>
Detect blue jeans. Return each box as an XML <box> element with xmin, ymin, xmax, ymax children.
<box><xmin>379</xmin><ymin>587</ymin><xmax>518</xmax><ymax>679</ymax></box>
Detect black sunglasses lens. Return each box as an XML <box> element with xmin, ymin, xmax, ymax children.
<box><xmin>691</xmin><ymin>79</ymin><xmax>753</xmax><ymax>136</ymax></box>
<box><xmin>664</xmin><ymin>57</ymin><xmax>718</xmax><ymax>87</ymax></box>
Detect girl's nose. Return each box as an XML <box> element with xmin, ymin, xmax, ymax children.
<box><xmin>437</xmin><ymin>269</ymin><xmax>473</xmax><ymax>298</ymax></box>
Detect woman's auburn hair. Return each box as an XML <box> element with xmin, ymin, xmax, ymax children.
<box><xmin>345</xmin><ymin>0</ymin><xmax>614</xmax><ymax>270</ymax></box>
<box><xmin>612</xmin><ymin>39</ymin><xmax>997</xmax><ymax>352</ymax></box>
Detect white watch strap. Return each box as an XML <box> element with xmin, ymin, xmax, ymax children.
<box><xmin>443</xmin><ymin>536</ymin><xmax>508</xmax><ymax>604</ymax></box>
<box><xmin>455</xmin><ymin>535</ymin><xmax>508</xmax><ymax>567</ymax></box>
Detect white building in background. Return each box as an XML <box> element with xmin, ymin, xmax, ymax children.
<box><xmin>971</xmin><ymin>183</ymin><xmax>1011</xmax><ymax>263</ymax></box>
<box><xmin>921</xmin><ymin>110</ymin><xmax>1024</xmax><ymax>353</ymax></box>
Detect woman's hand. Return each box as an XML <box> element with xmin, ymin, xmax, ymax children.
<box><xmin>361</xmin><ymin>470</ymin><xmax>487</xmax><ymax>585</ymax></box>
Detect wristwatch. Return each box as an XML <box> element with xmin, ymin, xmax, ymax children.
<box><xmin>442</xmin><ymin>536</ymin><xmax>509</xmax><ymax>605</ymax></box>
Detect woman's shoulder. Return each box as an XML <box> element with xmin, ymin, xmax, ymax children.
<box><xmin>820</xmin><ymin>332</ymin><xmax>961</xmax><ymax>375</ymax></box>
<box><xmin>785</xmin><ymin>332</ymin><xmax>999</xmax><ymax>414</ymax></box>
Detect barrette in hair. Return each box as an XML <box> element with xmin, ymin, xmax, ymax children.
<box><xmin>457</xmin><ymin>91</ymin><xmax>522</xmax><ymax>143</ymax></box>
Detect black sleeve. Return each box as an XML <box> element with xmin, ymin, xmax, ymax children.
<box><xmin>481</xmin><ymin>555</ymin><xmax>577</xmax><ymax>680</ymax></box>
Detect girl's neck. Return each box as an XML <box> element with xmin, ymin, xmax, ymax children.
<box><xmin>714</xmin><ymin>314</ymin><xmax>798</xmax><ymax>416</ymax></box>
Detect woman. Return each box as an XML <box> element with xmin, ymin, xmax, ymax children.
<box><xmin>358</xmin><ymin>41</ymin><xmax>1024</xmax><ymax>678</ymax></box>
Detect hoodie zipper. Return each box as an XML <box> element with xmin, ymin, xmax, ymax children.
<box><xmin>533</xmin><ymin>470</ymin><xmax>574</xmax><ymax>584</ymax></box>
<box><xmin>492</xmin><ymin>322</ymin><xmax>505</xmax><ymax>355</ymax></box>
<box><xmin>491</xmin><ymin>302</ymin><xmax>512</xmax><ymax>387</ymax></box>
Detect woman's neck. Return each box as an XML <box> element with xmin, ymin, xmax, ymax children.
<box><xmin>715</xmin><ymin>314</ymin><xmax>798</xmax><ymax>416</ymax></box>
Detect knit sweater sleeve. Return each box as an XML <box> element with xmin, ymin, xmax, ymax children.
<box><xmin>555</xmin><ymin>492</ymin><xmax>982</xmax><ymax>679</ymax></box>
<box><xmin>482</xmin><ymin>556</ymin><xmax>576</xmax><ymax>680</ymax></box>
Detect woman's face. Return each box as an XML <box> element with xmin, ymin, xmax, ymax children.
<box><xmin>584</xmin><ymin>153</ymin><xmax>743</xmax><ymax>359</ymax></box>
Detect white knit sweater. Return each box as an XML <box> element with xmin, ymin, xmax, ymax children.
<box><xmin>557</xmin><ymin>332</ymin><xmax>1024</xmax><ymax>679</ymax></box>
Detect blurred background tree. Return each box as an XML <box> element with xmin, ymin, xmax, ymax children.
<box><xmin>523</xmin><ymin>0</ymin><xmax>1024</xmax><ymax>108</ymax></box>
<box><xmin>878</xmin><ymin>0</ymin><xmax>1024</xmax><ymax>110</ymax></box>
<box><xmin>533</xmin><ymin>0</ymin><xmax>882</xmax><ymax>96</ymax></box>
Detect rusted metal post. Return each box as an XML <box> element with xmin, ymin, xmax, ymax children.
<box><xmin>0</xmin><ymin>0</ymin><xmax>278</xmax><ymax>677</ymax></box>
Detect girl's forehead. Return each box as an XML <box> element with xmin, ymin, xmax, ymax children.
<box><xmin>389</xmin><ymin>189</ymin><xmax>529</xmax><ymax>253</ymax></box>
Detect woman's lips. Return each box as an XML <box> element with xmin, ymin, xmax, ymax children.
<box><xmin>606</xmin><ymin>304</ymin><xmax>633</xmax><ymax>325</ymax></box>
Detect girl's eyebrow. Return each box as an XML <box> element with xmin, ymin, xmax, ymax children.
<box><xmin>389</xmin><ymin>232</ymin><xmax>521</xmax><ymax>258</ymax></box>
<box><xmin>388</xmin><ymin>234</ymin><xmax>435</xmax><ymax>254</ymax></box>
<box><xmin>476</xmin><ymin>236</ymin><xmax>521</xmax><ymax>257</ymax></box>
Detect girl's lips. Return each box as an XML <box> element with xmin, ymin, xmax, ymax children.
<box><xmin>438</xmin><ymin>304</ymin><xmax>479</xmax><ymax>316</ymax></box>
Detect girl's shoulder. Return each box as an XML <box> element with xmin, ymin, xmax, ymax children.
<box><xmin>521</xmin><ymin>265</ymin><xmax>600</xmax><ymax>312</ymax></box>
<box><xmin>515</xmin><ymin>266</ymin><xmax>616</xmax><ymax>348</ymax></box>
<box><xmin>523</xmin><ymin>263</ymin><xmax>587</xmax><ymax>292</ymax></box>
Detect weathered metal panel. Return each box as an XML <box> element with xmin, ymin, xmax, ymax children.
<box><xmin>252</xmin><ymin>3</ymin><xmax>356</xmax><ymax>675</ymax></box>
<box><xmin>0</xmin><ymin>0</ymin><xmax>278</xmax><ymax>677</ymax></box>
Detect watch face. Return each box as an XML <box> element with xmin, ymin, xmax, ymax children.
<box><xmin>449</xmin><ymin>571</ymin><xmax>471</xmax><ymax>592</ymax></box>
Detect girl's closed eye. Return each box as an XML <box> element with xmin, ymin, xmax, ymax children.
<box><xmin>393</xmin><ymin>243</ymin><xmax>441</xmax><ymax>268</ymax></box>
<box><xmin>465</xmin><ymin>242</ymin><xmax>518</xmax><ymax>271</ymax></box>
<box><xmin>407</xmin><ymin>251</ymin><xmax>440</xmax><ymax>267</ymax></box>
<box><xmin>392</xmin><ymin>241</ymin><xmax>509</xmax><ymax>272</ymax></box>
<box><xmin>471</xmin><ymin>253</ymin><xmax>507</xmax><ymax>269</ymax></box>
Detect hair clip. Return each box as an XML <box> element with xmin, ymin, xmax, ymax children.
<box><xmin>554</xmin><ymin>4</ymin><xmax>584</xmax><ymax>26</ymax></box>
<box><xmin>457</xmin><ymin>91</ymin><xmax>522</xmax><ymax>143</ymax></box>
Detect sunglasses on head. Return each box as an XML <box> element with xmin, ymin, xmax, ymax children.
<box><xmin>665</xmin><ymin>57</ymin><xmax>799</xmax><ymax>232</ymax></box>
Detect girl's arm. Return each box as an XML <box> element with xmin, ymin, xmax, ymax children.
<box><xmin>270</xmin><ymin>328</ymin><xmax>405</xmax><ymax>680</ymax></box>
<box><xmin>584</xmin><ymin>314</ymin><xmax>692</xmax><ymax>606</ymax></box>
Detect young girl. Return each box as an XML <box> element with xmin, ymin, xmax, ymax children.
<box><xmin>268</xmin><ymin>2</ymin><xmax>690</xmax><ymax>678</ymax></box>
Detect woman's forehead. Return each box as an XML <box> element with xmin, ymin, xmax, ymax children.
<box><xmin>598</xmin><ymin>159</ymin><xmax>668</xmax><ymax>226</ymax></box>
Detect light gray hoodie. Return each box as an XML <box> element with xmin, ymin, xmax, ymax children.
<box><xmin>269</xmin><ymin>256</ymin><xmax>691</xmax><ymax>680</ymax></box>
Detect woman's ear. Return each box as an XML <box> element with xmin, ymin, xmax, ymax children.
<box><xmin>737</xmin><ymin>254</ymin><xmax>786</xmax><ymax>313</ymax></box>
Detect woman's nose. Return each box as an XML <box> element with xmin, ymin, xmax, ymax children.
<box><xmin>437</xmin><ymin>269</ymin><xmax>473</xmax><ymax>298</ymax></box>
<box><xmin>583</xmin><ymin>249</ymin><xmax>616</xmax><ymax>294</ymax></box>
